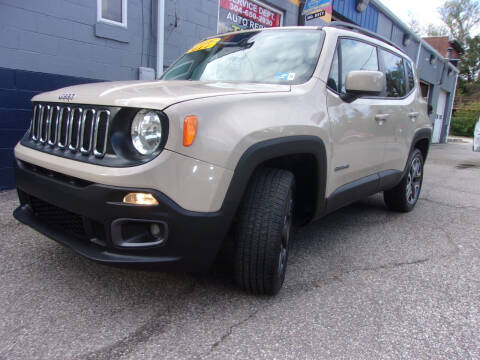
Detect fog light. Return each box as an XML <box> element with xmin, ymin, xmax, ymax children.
<box><xmin>123</xmin><ymin>192</ymin><xmax>159</xmax><ymax>206</ymax></box>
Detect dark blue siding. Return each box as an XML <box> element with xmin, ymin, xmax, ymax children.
<box><xmin>0</xmin><ymin>67</ymin><xmax>100</xmax><ymax>190</ymax></box>
<box><xmin>333</xmin><ymin>0</ymin><xmax>379</xmax><ymax>32</ymax></box>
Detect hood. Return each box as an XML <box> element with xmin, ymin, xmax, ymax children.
<box><xmin>32</xmin><ymin>80</ymin><xmax>291</xmax><ymax>109</ymax></box>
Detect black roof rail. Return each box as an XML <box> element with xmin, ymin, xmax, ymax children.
<box><xmin>326</xmin><ymin>21</ymin><xmax>406</xmax><ymax>55</ymax></box>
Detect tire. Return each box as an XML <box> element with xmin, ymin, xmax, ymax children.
<box><xmin>234</xmin><ymin>168</ymin><xmax>295</xmax><ymax>295</ymax></box>
<box><xmin>384</xmin><ymin>148</ymin><xmax>424</xmax><ymax>212</ymax></box>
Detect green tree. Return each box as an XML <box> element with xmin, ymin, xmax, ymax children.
<box><xmin>459</xmin><ymin>36</ymin><xmax>480</xmax><ymax>85</ymax></box>
<box><xmin>407</xmin><ymin>12</ymin><xmax>422</xmax><ymax>36</ymax></box>
<box><xmin>437</xmin><ymin>0</ymin><xmax>480</xmax><ymax>94</ymax></box>
<box><xmin>423</xmin><ymin>23</ymin><xmax>449</xmax><ymax>37</ymax></box>
<box><xmin>438</xmin><ymin>0</ymin><xmax>480</xmax><ymax>46</ymax></box>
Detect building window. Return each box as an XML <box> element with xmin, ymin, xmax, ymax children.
<box><xmin>97</xmin><ymin>0</ymin><xmax>127</xmax><ymax>28</ymax></box>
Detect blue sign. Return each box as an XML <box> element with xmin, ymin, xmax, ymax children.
<box><xmin>302</xmin><ymin>0</ymin><xmax>330</xmax><ymax>15</ymax></box>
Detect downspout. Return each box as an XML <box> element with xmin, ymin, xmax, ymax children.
<box><xmin>156</xmin><ymin>0</ymin><xmax>165</xmax><ymax>79</ymax></box>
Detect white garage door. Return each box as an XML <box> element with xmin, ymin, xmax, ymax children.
<box><xmin>432</xmin><ymin>90</ymin><xmax>448</xmax><ymax>144</ymax></box>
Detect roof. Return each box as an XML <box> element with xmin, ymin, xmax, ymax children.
<box><xmin>214</xmin><ymin>23</ymin><xmax>404</xmax><ymax>54</ymax></box>
<box><xmin>371</xmin><ymin>0</ymin><xmax>460</xmax><ymax>74</ymax></box>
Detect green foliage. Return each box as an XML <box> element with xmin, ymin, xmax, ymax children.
<box><xmin>459</xmin><ymin>36</ymin><xmax>480</xmax><ymax>85</ymax></box>
<box><xmin>437</xmin><ymin>1</ymin><xmax>480</xmax><ymax>89</ymax></box>
<box><xmin>451</xmin><ymin>102</ymin><xmax>480</xmax><ymax>137</ymax></box>
<box><xmin>457</xmin><ymin>79</ymin><xmax>480</xmax><ymax>97</ymax></box>
<box><xmin>423</xmin><ymin>23</ymin><xmax>449</xmax><ymax>37</ymax></box>
<box><xmin>439</xmin><ymin>0</ymin><xmax>480</xmax><ymax>47</ymax></box>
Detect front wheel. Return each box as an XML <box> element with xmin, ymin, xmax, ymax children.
<box><xmin>384</xmin><ymin>148</ymin><xmax>424</xmax><ymax>212</ymax></box>
<box><xmin>234</xmin><ymin>168</ymin><xmax>295</xmax><ymax>295</ymax></box>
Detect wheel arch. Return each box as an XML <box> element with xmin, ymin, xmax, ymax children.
<box><xmin>220</xmin><ymin>136</ymin><xmax>327</xmax><ymax>225</ymax></box>
<box><xmin>399</xmin><ymin>128</ymin><xmax>432</xmax><ymax>179</ymax></box>
<box><xmin>411</xmin><ymin>128</ymin><xmax>432</xmax><ymax>163</ymax></box>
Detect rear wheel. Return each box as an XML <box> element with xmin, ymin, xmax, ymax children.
<box><xmin>384</xmin><ymin>148</ymin><xmax>424</xmax><ymax>212</ymax></box>
<box><xmin>234</xmin><ymin>168</ymin><xmax>295</xmax><ymax>295</ymax></box>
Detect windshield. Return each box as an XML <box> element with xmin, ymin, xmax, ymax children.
<box><xmin>160</xmin><ymin>30</ymin><xmax>324</xmax><ymax>85</ymax></box>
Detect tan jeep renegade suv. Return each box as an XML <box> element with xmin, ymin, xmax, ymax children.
<box><xmin>13</xmin><ymin>23</ymin><xmax>432</xmax><ymax>295</ymax></box>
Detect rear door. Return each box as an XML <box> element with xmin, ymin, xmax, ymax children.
<box><xmin>326</xmin><ymin>38</ymin><xmax>385</xmax><ymax>192</ymax></box>
<box><xmin>376</xmin><ymin>49</ymin><xmax>415</xmax><ymax>174</ymax></box>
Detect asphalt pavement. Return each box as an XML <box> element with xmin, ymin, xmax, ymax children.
<box><xmin>1</xmin><ymin>141</ymin><xmax>479</xmax><ymax>359</ymax></box>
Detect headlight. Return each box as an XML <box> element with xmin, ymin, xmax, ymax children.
<box><xmin>131</xmin><ymin>110</ymin><xmax>163</xmax><ymax>155</ymax></box>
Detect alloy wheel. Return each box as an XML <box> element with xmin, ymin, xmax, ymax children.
<box><xmin>406</xmin><ymin>155</ymin><xmax>422</xmax><ymax>205</ymax></box>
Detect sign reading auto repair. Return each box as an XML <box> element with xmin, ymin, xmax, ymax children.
<box><xmin>218</xmin><ymin>0</ymin><xmax>283</xmax><ymax>34</ymax></box>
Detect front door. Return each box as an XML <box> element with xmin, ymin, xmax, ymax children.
<box><xmin>325</xmin><ymin>38</ymin><xmax>385</xmax><ymax>194</ymax></box>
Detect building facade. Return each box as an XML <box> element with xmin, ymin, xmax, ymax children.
<box><xmin>0</xmin><ymin>0</ymin><xmax>459</xmax><ymax>189</ymax></box>
<box><xmin>423</xmin><ymin>36</ymin><xmax>464</xmax><ymax>68</ymax></box>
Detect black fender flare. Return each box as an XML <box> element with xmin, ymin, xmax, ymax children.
<box><xmin>220</xmin><ymin>136</ymin><xmax>328</xmax><ymax>224</ymax></box>
<box><xmin>410</xmin><ymin>127</ymin><xmax>432</xmax><ymax>159</ymax></box>
<box><xmin>403</xmin><ymin>127</ymin><xmax>432</xmax><ymax>176</ymax></box>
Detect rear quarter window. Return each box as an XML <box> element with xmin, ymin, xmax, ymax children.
<box><xmin>380</xmin><ymin>49</ymin><xmax>407</xmax><ymax>98</ymax></box>
<box><xmin>406</xmin><ymin>60</ymin><xmax>416</xmax><ymax>92</ymax></box>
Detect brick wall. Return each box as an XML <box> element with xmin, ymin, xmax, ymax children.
<box><xmin>423</xmin><ymin>37</ymin><xmax>461</xmax><ymax>60</ymax></box>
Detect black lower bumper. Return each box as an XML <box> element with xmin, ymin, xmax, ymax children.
<box><xmin>13</xmin><ymin>160</ymin><xmax>231</xmax><ymax>271</ymax></box>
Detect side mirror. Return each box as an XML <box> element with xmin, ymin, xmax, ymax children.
<box><xmin>345</xmin><ymin>70</ymin><xmax>385</xmax><ymax>96</ymax></box>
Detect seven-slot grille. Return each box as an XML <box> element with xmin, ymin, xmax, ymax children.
<box><xmin>30</xmin><ymin>103</ymin><xmax>111</xmax><ymax>158</ymax></box>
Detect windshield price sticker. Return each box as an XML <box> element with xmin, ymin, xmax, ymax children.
<box><xmin>187</xmin><ymin>38</ymin><xmax>221</xmax><ymax>53</ymax></box>
<box><xmin>218</xmin><ymin>0</ymin><xmax>283</xmax><ymax>33</ymax></box>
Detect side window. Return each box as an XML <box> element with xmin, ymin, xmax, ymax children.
<box><xmin>381</xmin><ymin>49</ymin><xmax>407</xmax><ymax>98</ymax></box>
<box><xmin>328</xmin><ymin>39</ymin><xmax>379</xmax><ymax>94</ymax></box>
<box><xmin>339</xmin><ymin>39</ymin><xmax>379</xmax><ymax>93</ymax></box>
<box><xmin>327</xmin><ymin>50</ymin><xmax>340</xmax><ymax>92</ymax></box>
<box><xmin>406</xmin><ymin>60</ymin><xmax>415</xmax><ymax>92</ymax></box>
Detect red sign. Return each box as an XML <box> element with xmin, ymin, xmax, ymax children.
<box><xmin>219</xmin><ymin>0</ymin><xmax>282</xmax><ymax>29</ymax></box>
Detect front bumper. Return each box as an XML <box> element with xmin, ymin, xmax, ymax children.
<box><xmin>13</xmin><ymin>160</ymin><xmax>231</xmax><ymax>271</ymax></box>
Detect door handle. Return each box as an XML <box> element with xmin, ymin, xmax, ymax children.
<box><xmin>408</xmin><ymin>112</ymin><xmax>419</xmax><ymax>122</ymax></box>
<box><xmin>375</xmin><ymin>114</ymin><xmax>390</xmax><ymax>123</ymax></box>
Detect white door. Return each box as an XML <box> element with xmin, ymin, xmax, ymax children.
<box><xmin>433</xmin><ymin>90</ymin><xmax>448</xmax><ymax>143</ymax></box>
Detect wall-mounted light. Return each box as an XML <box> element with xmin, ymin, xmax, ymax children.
<box><xmin>429</xmin><ymin>55</ymin><xmax>436</xmax><ymax>65</ymax></box>
<box><xmin>403</xmin><ymin>34</ymin><xmax>411</xmax><ymax>47</ymax></box>
<box><xmin>356</xmin><ymin>0</ymin><xmax>370</xmax><ymax>12</ymax></box>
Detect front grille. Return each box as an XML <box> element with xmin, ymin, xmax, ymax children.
<box><xmin>30</xmin><ymin>196</ymin><xmax>86</xmax><ymax>238</ymax></box>
<box><xmin>30</xmin><ymin>103</ymin><xmax>111</xmax><ymax>158</ymax></box>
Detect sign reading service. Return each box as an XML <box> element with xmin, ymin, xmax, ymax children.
<box><xmin>218</xmin><ymin>0</ymin><xmax>283</xmax><ymax>33</ymax></box>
